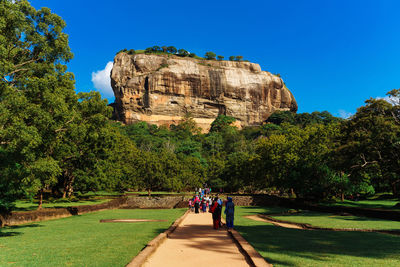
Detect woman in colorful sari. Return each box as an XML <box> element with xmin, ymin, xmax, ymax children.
<box><xmin>224</xmin><ymin>197</ymin><xmax>235</xmax><ymax>230</ymax></box>
<box><xmin>209</xmin><ymin>197</ymin><xmax>221</xmax><ymax>229</ymax></box>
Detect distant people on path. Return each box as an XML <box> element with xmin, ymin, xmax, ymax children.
<box><xmin>224</xmin><ymin>197</ymin><xmax>235</xmax><ymax>230</ymax></box>
<box><xmin>209</xmin><ymin>197</ymin><xmax>222</xmax><ymax>229</ymax></box>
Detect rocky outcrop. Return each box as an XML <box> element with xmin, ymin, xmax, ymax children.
<box><xmin>111</xmin><ymin>53</ymin><xmax>297</xmax><ymax>131</ymax></box>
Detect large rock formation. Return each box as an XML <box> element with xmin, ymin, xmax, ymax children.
<box><xmin>111</xmin><ymin>53</ymin><xmax>297</xmax><ymax>131</ymax></box>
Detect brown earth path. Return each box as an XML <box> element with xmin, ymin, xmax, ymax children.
<box><xmin>142</xmin><ymin>211</ymin><xmax>250</xmax><ymax>267</ymax></box>
<box><xmin>244</xmin><ymin>215</ymin><xmax>303</xmax><ymax>229</ymax></box>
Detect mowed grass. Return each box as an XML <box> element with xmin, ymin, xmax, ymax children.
<box><xmin>271</xmin><ymin>211</ymin><xmax>400</xmax><ymax>230</ymax></box>
<box><xmin>0</xmin><ymin>208</ymin><xmax>186</xmax><ymax>267</ymax></box>
<box><xmin>235</xmin><ymin>206</ymin><xmax>400</xmax><ymax>267</ymax></box>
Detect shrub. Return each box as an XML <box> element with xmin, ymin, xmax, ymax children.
<box><xmin>204</xmin><ymin>51</ymin><xmax>216</xmax><ymax>60</ymax></box>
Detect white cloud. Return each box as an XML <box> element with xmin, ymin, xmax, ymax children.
<box><xmin>376</xmin><ymin>95</ymin><xmax>399</xmax><ymax>105</ymax></box>
<box><xmin>338</xmin><ymin>109</ymin><xmax>353</xmax><ymax>119</ymax></box>
<box><xmin>91</xmin><ymin>61</ymin><xmax>114</xmax><ymax>98</ymax></box>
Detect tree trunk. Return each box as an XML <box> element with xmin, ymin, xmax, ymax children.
<box><xmin>341</xmin><ymin>193</ymin><xmax>345</xmax><ymax>202</ymax></box>
<box><xmin>392</xmin><ymin>182</ymin><xmax>398</xmax><ymax>197</ymax></box>
<box><xmin>290</xmin><ymin>188</ymin><xmax>295</xmax><ymax>198</ymax></box>
<box><xmin>38</xmin><ymin>189</ymin><xmax>43</xmax><ymax>210</ymax></box>
<box><xmin>0</xmin><ymin>213</ymin><xmax>5</xmax><ymax>228</ymax></box>
<box><xmin>147</xmin><ymin>189</ymin><xmax>151</xmax><ymax>196</ymax></box>
<box><xmin>63</xmin><ymin>171</ymin><xmax>75</xmax><ymax>198</ymax></box>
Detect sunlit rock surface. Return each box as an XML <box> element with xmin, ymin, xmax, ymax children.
<box><xmin>111</xmin><ymin>53</ymin><xmax>297</xmax><ymax>131</ymax></box>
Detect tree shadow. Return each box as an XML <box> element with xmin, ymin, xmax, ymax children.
<box><xmin>0</xmin><ymin>231</ymin><xmax>20</xmax><ymax>237</ymax></box>
<box><xmin>236</xmin><ymin>219</ymin><xmax>400</xmax><ymax>265</ymax></box>
<box><xmin>0</xmin><ymin>223</ymin><xmax>42</xmax><ymax>238</ymax></box>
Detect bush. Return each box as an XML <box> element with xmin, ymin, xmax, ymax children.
<box><xmin>205</xmin><ymin>51</ymin><xmax>216</xmax><ymax>60</ymax></box>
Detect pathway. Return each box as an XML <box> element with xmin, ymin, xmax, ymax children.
<box><xmin>142</xmin><ymin>211</ymin><xmax>250</xmax><ymax>267</ymax></box>
<box><xmin>245</xmin><ymin>215</ymin><xmax>303</xmax><ymax>229</ymax></box>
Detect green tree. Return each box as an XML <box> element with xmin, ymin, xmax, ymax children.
<box><xmin>56</xmin><ymin>92</ymin><xmax>113</xmax><ymax>197</ymax></box>
<box><xmin>167</xmin><ymin>46</ymin><xmax>177</xmax><ymax>54</ymax></box>
<box><xmin>267</xmin><ymin>111</ymin><xmax>295</xmax><ymax>125</ymax></box>
<box><xmin>338</xmin><ymin>94</ymin><xmax>400</xmax><ymax>195</ymax></box>
<box><xmin>137</xmin><ymin>150</ymin><xmax>167</xmax><ymax>195</ymax></box>
<box><xmin>177</xmin><ymin>49</ymin><xmax>189</xmax><ymax>57</ymax></box>
<box><xmin>229</xmin><ymin>56</ymin><xmax>235</xmax><ymax>61</ymax></box>
<box><xmin>0</xmin><ymin>0</ymin><xmax>76</xmax><ymax>209</ymax></box>
<box><xmin>217</xmin><ymin>55</ymin><xmax>224</xmax><ymax>61</ymax></box>
<box><xmin>204</xmin><ymin>51</ymin><xmax>216</xmax><ymax>60</ymax></box>
<box><xmin>235</xmin><ymin>56</ymin><xmax>243</xmax><ymax>61</ymax></box>
<box><xmin>152</xmin><ymin>46</ymin><xmax>161</xmax><ymax>52</ymax></box>
<box><xmin>209</xmin><ymin>115</ymin><xmax>237</xmax><ymax>132</ymax></box>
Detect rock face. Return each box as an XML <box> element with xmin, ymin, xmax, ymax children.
<box><xmin>111</xmin><ymin>53</ymin><xmax>297</xmax><ymax>131</ymax></box>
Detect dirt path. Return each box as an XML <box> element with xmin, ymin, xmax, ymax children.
<box><xmin>142</xmin><ymin>211</ymin><xmax>250</xmax><ymax>267</ymax></box>
<box><xmin>245</xmin><ymin>215</ymin><xmax>303</xmax><ymax>229</ymax></box>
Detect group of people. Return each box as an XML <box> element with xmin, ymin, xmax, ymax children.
<box><xmin>188</xmin><ymin>194</ymin><xmax>235</xmax><ymax>230</ymax></box>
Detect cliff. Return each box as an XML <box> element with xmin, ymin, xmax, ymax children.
<box><xmin>110</xmin><ymin>53</ymin><xmax>297</xmax><ymax>131</ymax></box>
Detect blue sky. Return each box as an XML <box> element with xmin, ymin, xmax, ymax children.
<box><xmin>30</xmin><ymin>0</ymin><xmax>400</xmax><ymax>117</ymax></box>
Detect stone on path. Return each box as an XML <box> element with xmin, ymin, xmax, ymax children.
<box><xmin>142</xmin><ymin>212</ymin><xmax>250</xmax><ymax>267</ymax></box>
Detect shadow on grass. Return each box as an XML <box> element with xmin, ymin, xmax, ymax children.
<box><xmin>321</xmin><ymin>200</ymin><xmax>400</xmax><ymax>210</ymax></box>
<box><xmin>0</xmin><ymin>224</ymin><xmax>42</xmax><ymax>238</ymax></box>
<box><xmin>238</xmin><ymin>208</ymin><xmax>400</xmax><ymax>266</ymax></box>
<box><xmin>273</xmin><ymin>210</ymin><xmax>400</xmax><ymax>224</ymax></box>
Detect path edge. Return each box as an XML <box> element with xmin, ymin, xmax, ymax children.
<box><xmin>221</xmin><ymin>217</ymin><xmax>272</xmax><ymax>267</ymax></box>
<box><xmin>126</xmin><ymin>209</ymin><xmax>190</xmax><ymax>267</ymax></box>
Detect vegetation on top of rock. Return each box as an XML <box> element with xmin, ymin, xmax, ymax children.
<box><xmin>116</xmin><ymin>45</ymin><xmax>247</xmax><ymax>61</ymax></box>
<box><xmin>204</xmin><ymin>51</ymin><xmax>217</xmax><ymax>60</ymax></box>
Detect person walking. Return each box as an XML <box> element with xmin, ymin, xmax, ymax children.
<box><xmin>194</xmin><ymin>195</ymin><xmax>200</xmax><ymax>214</ymax></box>
<box><xmin>201</xmin><ymin>197</ymin><xmax>207</xmax><ymax>213</ymax></box>
<box><xmin>209</xmin><ymin>197</ymin><xmax>221</xmax><ymax>229</ymax></box>
<box><xmin>224</xmin><ymin>197</ymin><xmax>235</xmax><ymax>231</ymax></box>
<box><xmin>217</xmin><ymin>196</ymin><xmax>223</xmax><ymax>227</ymax></box>
<box><xmin>188</xmin><ymin>199</ymin><xmax>193</xmax><ymax>212</ymax></box>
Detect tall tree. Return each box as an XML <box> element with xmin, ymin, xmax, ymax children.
<box><xmin>339</xmin><ymin>94</ymin><xmax>400</xmax><ymax>195</ymax></box>
<box><xmin>0</xmin><ymin>0</ymin><xmax>76</xmax><ymax>209</ymax></box>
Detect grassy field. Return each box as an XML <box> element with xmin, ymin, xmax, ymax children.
<box><xmin>234</xmin><ymin>206</ymin><xmax>400</xmax><ymax>267</ymax></box>
<box><xmin>271</xmin><ymin>211</ymin><xmax>400</xmax><ymax>230</ymax></box>
<box><xmin>0</xmin><ymin>208</ymin><xmax>186</xmax><ymax>266</ymax></box>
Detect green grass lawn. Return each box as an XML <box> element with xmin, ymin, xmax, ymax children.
<box><xmin>235</xmin><ymin>206</ymin><xmax>400</xmax><ymax>267</ymax></box>
<box><xmin>0</xmin><ymin>208</ymin><xmax>186</xmax><ymax>266</ymax></box>
<box><xmin>271</xmin><ymin>211</ymin><xmax>400</xmax><ymax>230</ymax></box>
